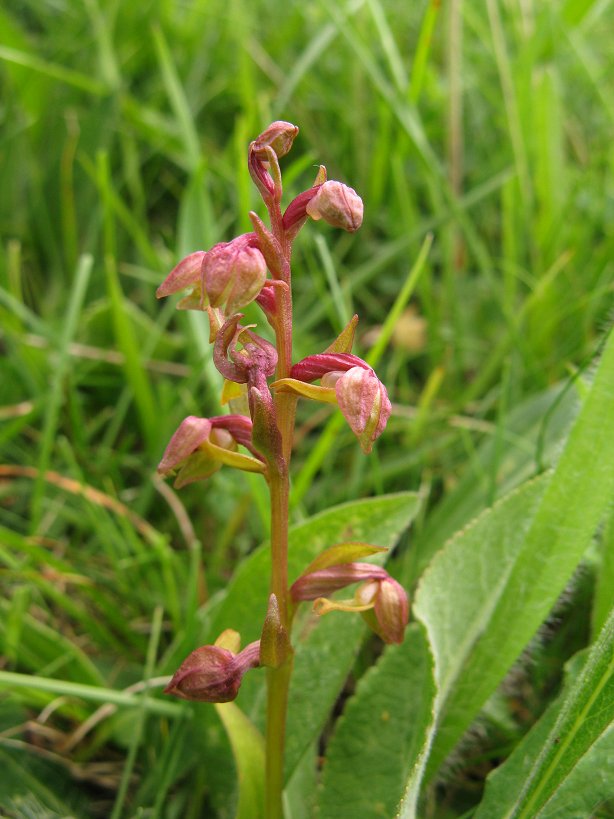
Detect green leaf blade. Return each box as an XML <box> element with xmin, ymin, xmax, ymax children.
<box><xmin>215</xmin><ymin>702</ymin><xmax>265</xmax><ymax>819</ymax></box>
<box><xmin>317</xmin><ymin>623</ymin><xmax>436</xmax><ymax>819</ymax></box>
<box><xmin>414</xmin><ymin>328</ymin><xmax>614</xmax><ymax>779</ymax></box>
<box><xmin>476</xmin><ymin>605</ymin><xmax>614</xmax><ymax>818</ymax></box>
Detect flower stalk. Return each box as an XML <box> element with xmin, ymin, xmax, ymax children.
<box><xmin>156</xmin><ymin>121</ymin><xmax>406</xmax><ymax>817</ymax></box>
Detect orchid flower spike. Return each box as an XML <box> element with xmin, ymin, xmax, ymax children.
<box><xmin>273</xmin><ymin>353</ymin><xmax>391</xmax><ymax>453</ymax></box>
<box><xmin>158</xmin><ymin>415</ymin><xmax>266</xmax><ymax>487</ymax></box>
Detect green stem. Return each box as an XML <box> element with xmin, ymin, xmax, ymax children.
<box><xmin>264</xmin><ymin>195</ymin><xmax>296</xmax><ymax>818</ymax></box>
<box><xmin>265</xmin><ymin>659</ymin><xmax>293</xmax><ymax>819</ymax></box>
<box><xmin>265</xmin><ymin>465</ymin><xmax>293</xmax><ymax>818</ymax></box>
<box><xmin>269</xmin><ymin>470</ymin><xmax>290</xmax><ymax>625</ymax></box>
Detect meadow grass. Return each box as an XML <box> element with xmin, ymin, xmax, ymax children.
<box><xmin>1</xmin><ymin>0</ymin><xmax>613</xmax><ymax>816</ymax></box>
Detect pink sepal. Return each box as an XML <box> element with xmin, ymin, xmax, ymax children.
<box><xmin>290</xmin><ymin>353</ymin><xmax>370</xmax><ymax>383</ymax></box>
<box><xmin>157</xmin><ymin>416</ymin><xmax>212</xmax><ymax>474</ymax></box>
<box><xmin>291</xmin><ymin>562</ymin><xmax>388</xmax><ymax>601</ymax></box>
<box><xmin>305</xmin><ymin>180</ymin><xmax>363</xmax><ymax>232</ymax></box>
<box><xmin>156</xmin><ymin>252</ymin><xmax>206</xmax><ymax>298</ymax></box>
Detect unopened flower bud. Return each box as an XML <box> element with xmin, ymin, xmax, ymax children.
<box><xmin>158</xmin><ymin>414</ymin><xmax>265</xmax><ymax>488</ymax></box>
<box><xmin>370</xmin><ymin>576</ymin><xmax>409</xmax><ymax>645</ymax></box>
<box><xmin>306</xmin><ymin>181</ymin><xmax>363</xmax><ymax>232</ymax></box>
<box><xmin>164</xmin><ymin>640</ymin><xmax>260</xmax><ymax>703</ymax></box>
<box><xmin>335</xmin><ymin>366</ymin><xmax>391</xmax><ymax>454</ymax></box>
<box><xmin>291</xmin><ymin>557</ymin><xmax>409</xmax><ymax>645</ymax></box>
<box><xmin>251</xmin><ymin>121</ymin><xmax>299</xmax><ymax>159</ymax></box>
<box><xmin>278</xmin><ymin>353</ymin><xmax>391</xmax><ymax>453</ymax></box>
<box><xmin>202</xmin><ymin>234</ymin><xmax>267</xmax><ymax>314</ymax></box>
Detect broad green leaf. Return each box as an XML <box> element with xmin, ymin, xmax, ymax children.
<box><xmin>408</xmin><ymin>382</ymin><xmax>578</xmax><ymax>582</ymax></box>
<box><xmin>204</xmin><ymin>493</ymin><xmax>421</xmax><ymax>781</ymax></box>
<box><xmin>408</xmin><ymin>327</ymin><xmax>614</xmax><ymax>793</ymax></box>
<box><xmin>538</xmin><ymin>726</ymin><xmax>614</xmax><ymax>818</ymax></box>
<box><xmin>476</xmin><ymin>605</ymin><xmax>614</xmax><ymax>818</ymax></box>
<box><xmin>317</xmin><ymin>623</ymin><xmax>435</xmax><ymax>819</ymax></box>
<box><xmin>215</xmin><ymin>702</ymin><xmax>265</xmax><ymax>819</ymax></box>
<box><xmin>285</xmin><ymin>742</ymin><xmax>318</xmax><ymax>819</ymax></box>
<box><xmin>408</xmin><ymin>474</ymin><xmax>549</xmax><ymax>794</ymax></box>
<box><xmin>284</xmin><ymin>607</ymin><xmax>365</xmax><ymax>779</ymax></box>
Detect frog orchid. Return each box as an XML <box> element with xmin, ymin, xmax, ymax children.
<box><xmin>273</xmin><ymin>352</ymin><xmax>391</xmax><ymax>453</ymax></box>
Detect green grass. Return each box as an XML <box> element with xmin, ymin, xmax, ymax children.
<box><xmin>1</xmin><ymin>0</ymin><xmax>613</xmax><ymax>816</ymax></box>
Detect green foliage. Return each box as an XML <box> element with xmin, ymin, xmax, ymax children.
<box><xmin>476</xmin><ymin>606</ymin><xmax>614</xmax><ymax>818</ymax></box>
<box><xmin>215</xmin><ymin>702</ymin><xmax>266</xmax><ymax>819</ymax></box>
<box><xmin>1</xmin><ymin>0</ymin><xmax>613</xmax><ymax>815</ymax></box>
<box><xmin>318</xmin><ymin>623</ymin><xmax>435</xmax><ymax>819</ymax></box>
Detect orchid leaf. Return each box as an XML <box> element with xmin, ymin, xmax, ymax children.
<box><xmin>215</xmin><ymin>702</ymin><xmax>265</xmax><ymax>819</ymax></box>
<box><xmin>317</xmin><ymin>623</ymin><xmax>435</xmax><ymax>819</ymax></box>
<box><xmin>475</xmin><ymin>604</ymin><xmax>614</xmax><ymax>818</ymax></box>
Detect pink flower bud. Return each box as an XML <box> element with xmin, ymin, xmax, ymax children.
<box><xmin>305</xmin><ymin>181</ymin><xmax>363</xmax><ymax>232</ymax></box>
<box><xmin>251</xmin><ymin>121</ymin><xmax>299</xmax><ymax>159</ymax></box>
<box><xmin>202</xmin><ymin>234</ymin><xmax>267</xmax><ymax>314</ymax></box>
<box><xmin>157</xmin><ymin>416</ymin><xmax>214</xmax><ymax>477</ymax></box>
<box><xmin>335</xmin><ymin>366</ymin><xmax>391</xmax><ymax>454</ymax></box>
<box><xmin>370</xmin><ymin>577</ymin><xmax>409</xmax><ymax>644</ymax></box>
<box><xmin>289</xmin><ymin>353</ymin><xmax>390</xmax><ymax>453</ymax></box>
<box><xmin>158</xmin><ymin>414</ymin><xmax>265</xmax><ymax>488</ymax></box>
<box><xmin>164</xmin><ymin>640</ymin><xmax>260</xmax><ymax>702</ymax></box>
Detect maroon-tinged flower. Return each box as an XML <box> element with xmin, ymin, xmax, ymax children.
<box><xmin>305</xmin><ymin>180</ymin><xmax>363</xmax><ymax>232</ymax></box>
<box><xmin>156</xmin><ymin>235</ymin><xmax>267</xmax><ymax>315</ymax></box>
<box><xmin>291</xmin><ymin>559</ymin><xmax>409</xmax><ymax>645</ymax></box>
<box><xmin>164</xmin><ymin>639</ymin><xmax>261</xmax><ymax>702</ymax></box>
<box><xmin>213</xmin><ymin>314</ymin><xmax>278</xmax><ymax>385</ymax></box>
<box><xmin>291</xmin><ymin>562</ymin><xmax>389</xmax><ymax>600</ymax></box>
<box><xmin>290</xmin><ymin>353</ymin><xmax>370</xmax><ymax>382</ymax></box>
<box><xmin>255</xmin><ymin>282</ymin><xmax>278</xmax><ymax>319</ymax></box>
<box><xmin>369</xmin><ymin>576</ymin><xmax>410</xmax><ymax>645</ymax></box>
<box><xmin>273</xmin><ymin>353</ymin><xmax>391</xmax><ymax>453</ymax></box>
<box><xmin>201</xmin><ymin>233</ymin><xmax>267</xmax><ymax>314</ymax></box>
<box><xmin>251</xmin><ymin>121</ymin><xmax>299</xmax><ymax>160</ymax></box>
<box><xmin>158</xmin><ymin>415</ymin><xmax>265</xmax><ymax>488</ymax></box>
<box><xmin>282</xmin><ymin>185</ymin><xmax>322</xmax><ymax>235</ymax></box>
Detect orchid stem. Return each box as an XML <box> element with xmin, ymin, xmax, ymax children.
<box><xmin>264</xmin><ymin>195</ymin><xmax>296</xmax><ymax>818</ymax></box>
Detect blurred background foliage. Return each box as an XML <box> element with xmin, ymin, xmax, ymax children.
<box><xmin>0</xmin><ymin>0</ymin><xmax>613</xmax><ymax>815</ymax></box>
